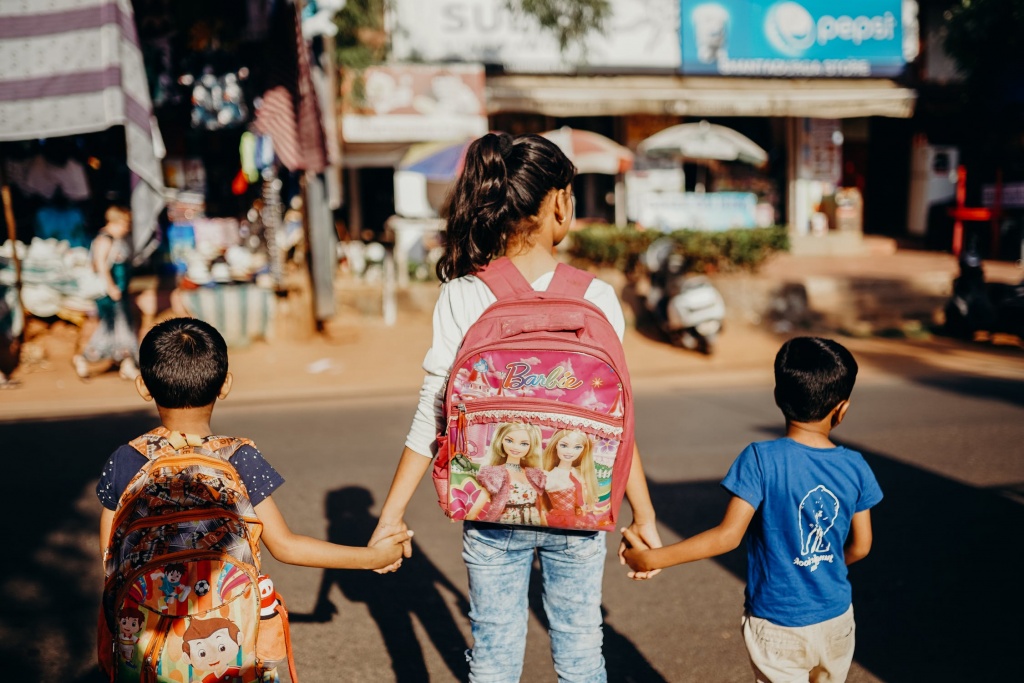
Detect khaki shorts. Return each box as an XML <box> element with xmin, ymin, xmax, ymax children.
<box><xmin>741</xmin><ymin>605</ymin><xmax>855</xmax><ymax>683</ymax></box>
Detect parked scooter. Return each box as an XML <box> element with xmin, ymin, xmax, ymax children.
<box><xmin>944</xmin><ymin>248</ymin><xmax>1024</xmax><ymax>340</ymax></box>
<box><xmin>643</xmin><ymin>238</ymin><xmax>726</xmax><ymax>354</ymax></box>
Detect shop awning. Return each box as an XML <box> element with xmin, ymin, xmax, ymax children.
<box><xmin>0</xmin><ymin>0</ymin><xmax>165</xmax><ymax>253</ymax></box>
<box><xmin>486</xmin><ymin>75</ymin><xmax>916</xmax><ymax>119</ymax></box>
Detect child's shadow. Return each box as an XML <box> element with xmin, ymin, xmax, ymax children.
<box><xmin>289</xmin><ymin>487</ymin><xmax>470</xmax><ymax>682</ymax></box>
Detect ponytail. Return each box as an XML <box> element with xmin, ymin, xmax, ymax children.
<box><xmin>436</xmin><ymin>133</ymin><xmax>575</xmax><ymax>282</ymax></box>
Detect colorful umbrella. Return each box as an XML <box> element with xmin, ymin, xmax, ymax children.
<box><xmin>398</xmin><ymin>138</ymin><xmax>473</xmax><ymax>182</ymax></box>
<box><xmin>540</xmin><ymin>127</ymin><xmax>634</xmax><ymax>175</ymax></box>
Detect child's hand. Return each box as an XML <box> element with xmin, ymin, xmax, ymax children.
<box><xmin>619</xmin><ymin>524</ymin><xmax>662</xmax><ymax>580</ymax></box>
<box><xmin>370</xmin><ymin>528</ymin><xmax>413</xmax><ymax>573</ymax></box>
<box><xmin>106</xmin><ymin>283</ymin><xmax>122</xmax><ymax>301</ymax></box>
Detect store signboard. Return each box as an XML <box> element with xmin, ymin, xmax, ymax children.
<box><xmin>389</xmin><ymin>0</ymin><xmax>680</xmax><ymax>72</ymax></box>
<box><xmin>680</xmin><ymin>0</ymin><xmax>905</xmax><ymax>77</ymax></box>
<box><xmin>638</xmin><ymin>191</ymin><xmax>758</xmax><ymax>231</ymax></box>
<box><xmin>341</xmin><ymin>64</ymin><xmax>488</xmax><ymax>143</ymax></box>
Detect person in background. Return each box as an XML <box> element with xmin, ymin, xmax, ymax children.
<box><xmin>74</xmin><ymin>205</ymin><xmax>139</xmax><ymax>380</ymax></box>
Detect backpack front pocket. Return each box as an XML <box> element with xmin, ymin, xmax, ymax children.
<box><xmin>448</xmin><ymin>398</ymin><xmax>623</xmax><ymax>530</ymax></box>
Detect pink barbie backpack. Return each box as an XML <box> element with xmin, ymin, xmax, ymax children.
<box><xmin>432</xmin><ymin>257</ymin><xmax>634</xmax><ymax>531</ymax></box>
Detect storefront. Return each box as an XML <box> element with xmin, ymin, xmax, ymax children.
<box><xmin>386</xmin><ymin>0</ymin><xmax>919</xmax><ymax>250</ymax></box>
<box><xmin>0</xmin><ymin>0</ymin><xmax>339</xmax><ymax>374</ymax></box>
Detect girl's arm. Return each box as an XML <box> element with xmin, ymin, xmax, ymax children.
<box><xmin>256</xmin><ymin>496</ymin><xmax>412</xmax><ymax>570</ymax></box>
<box><xmin>844</xmin><ymin>509</ymin><xmax>873</xmax><ymax>565</ymax></box>
<box><xmin>622</xmin><ymin>495</ymin><xmax>755</xmax><ymax>573</ymax></box>
<box><xmin>366</xmin><ymin>446</ymin><xmax>433</xmax><ymax>572</ymax></box>
<box><xmin>618</xmin><ymin>444</ymin><xmax>664</xmax><ymax>580</ymax></box>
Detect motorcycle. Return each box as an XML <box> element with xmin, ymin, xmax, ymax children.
<box><xmin>944</xmin><ymin>248</ymin><xmax>1024</xmax><ymax>341</ymax></box>
<box><xmin>643</xmin><ymin>238</ymin><xmax>726</xmax><ymax>354</ymax></box>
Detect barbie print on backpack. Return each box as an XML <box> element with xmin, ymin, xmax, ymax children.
<box><xmin>368</xmin><ymin>132</ymin><xmax>663</xmax><ymax>682</ymax></box>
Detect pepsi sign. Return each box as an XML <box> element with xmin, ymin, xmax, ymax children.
<box><xmin>681</xmin><ymin>0</ymin><xmax>905</xmax><ymax>78</ymax></box>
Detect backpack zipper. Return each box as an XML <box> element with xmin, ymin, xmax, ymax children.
<box><xmin>140</xmin><ymin>616</ymin><xmax>172</xmax><ymax>683</ymax></box>
<box><xmin>111</xmin><ymin>454</ymin><xmax>251</xmax><ymax>531</ymax></box>
<box><xmin>111</xmin><ymin>547</ymin><xmax>261</xmax><ymax>609</ymax></box>
<box><xmin>450</xmin><ymin>397</ymin><xmax>624</xmax><ymax>441</ymax></box>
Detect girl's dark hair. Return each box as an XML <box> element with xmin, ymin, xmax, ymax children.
<box><xmin>774</xmin><ymin>337</ymin><xmax>858</xmax><ymax>423</ymax></box>
<box><xmin>139</xmin><ymin>317</ymin><xmax>228</xmax><ymax>409</ymax></box>
<box><xmin>436</xmin><ymin>133</ymin><xmax>576</xmax><ymax>282</ymax></box>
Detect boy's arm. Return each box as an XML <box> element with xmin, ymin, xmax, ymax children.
<box><xmin>844</xmin><ymin>509</ymin><xmax>873</xmax><ymax>565</ymax></box>
<box><xmin>622</xmin><ymin>495</ymin><xmax>755</xmax><ymax>573</ymax></box>
<box><xmin>255</xmin><ymin>496</ymin><xmax>412</xmax><ymax>570</ymax></box>
<box><xmin>99</xmin><ymin>507</ymin><xmax>114</xmax><ymax>557</ymax></box>
<box><xmin>618</xmin><ymin>443</ymin><xmax>664</xmax><ymax>580</ymax></box>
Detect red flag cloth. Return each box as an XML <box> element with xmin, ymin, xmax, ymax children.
<box><xmin>253</xmin><ymin>1</ymin><xmax>327</xmax><ymax>173</ymax></box>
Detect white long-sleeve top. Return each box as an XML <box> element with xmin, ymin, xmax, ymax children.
<box><xmin>404</xmin><ymin>270</ymin><xmax>626</xmax><ymax>457</ymax></box>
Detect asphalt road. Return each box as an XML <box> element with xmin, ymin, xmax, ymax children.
<box><xmin>5</xmin><ymin>365</ymin><xmax>1023</xmax><ymax>682</ymax></box>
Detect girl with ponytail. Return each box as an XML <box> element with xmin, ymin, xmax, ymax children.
<box><xmin>368</xmin><ymin>132</ymin><xmax>662</xmax><ymax>681</ymax></box>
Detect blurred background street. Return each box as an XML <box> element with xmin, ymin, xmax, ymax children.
<box><xmin>3</xmin><ymin>0</ymin><xmax>1024</xmax><ymax>681</ymax></box>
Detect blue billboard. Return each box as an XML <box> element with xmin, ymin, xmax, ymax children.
<box><xmin>680</xmin><ymin>0</ymin><xmax>905</xmax><ymax>77</ymax></box>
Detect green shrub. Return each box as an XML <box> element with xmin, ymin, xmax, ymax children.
<box><xmin>565</xmin><ymin>224</ymin><xmax>789</xmax><ymax>274</ymax></box>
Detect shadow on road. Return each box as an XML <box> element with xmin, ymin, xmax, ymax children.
<box><xmin>288</xmin><ymin>486</ymin><xmax>471</xmax><ymax>682</ymax></box>
<box><xmin>0</xmin><ymin>410</ymin><xmax>156</xmax><ymax>682</ymax></box>
<box><xmin>646</xmin><ymin>437</ymin><xmax>1024</xmax><ymax>682</ymax></box>
<box><xmin>850</xmin><ymin>342</ymin><xmax>1024</xmax><ymax>409</ymax></box>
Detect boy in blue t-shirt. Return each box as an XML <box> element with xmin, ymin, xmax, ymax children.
<box><xmin>622</xmin><ymin>336</ymin><xmax>882</xmax><ymax>682</ymax></box>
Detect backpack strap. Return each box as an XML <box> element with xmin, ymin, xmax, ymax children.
<box><xmin>128</xmin><ymin>427</ymin><xmax>250</xmax><ymax>462</ymax></box>
<box><xmin>477</xmin><ymin>257</ymin><xmax>594</xmax><ymax>300</ymax></box>
<box><xmin>548</xmin><ymin>262</ymin><xmax>595</xmax><ymax>298</ymax></box>
<box><xmin>476</xmin><ymin>257</ymin><xmax>533</xmax><ymax>300</ymax></box>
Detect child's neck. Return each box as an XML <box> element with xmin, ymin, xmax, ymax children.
<box><xmin>785</xmin><ymin>420</ymin><xmax>836</xmax><ymax>449</ymax></box>
<box><xmin>506</xmin><ymin>238</ymin><xmax>558</xmax><ymax>283</ymax></box>
<box><xmin>157</xmin><ymin>405</ymin><xmax>216</xmax><ymax>438</ymax></box>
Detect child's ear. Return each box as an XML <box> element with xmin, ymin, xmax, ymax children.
<box><xmin>135</xmin><ymin>376</ymin><xmax>153</xmax><ymax>401</ymax></box>
<box><xmin>218</xmin><ymin>372</ymin><xmax>233</xmax><ymax>400</ymax></box>
<box><xmin>831</xmin><ymin>400</ymin><xmax>850</xmax><ymax>428</ymax></box>
<box><xmin>553</xmin><ymin>188</ymin><xmax>571</xmax><ymax>225</ymax></box>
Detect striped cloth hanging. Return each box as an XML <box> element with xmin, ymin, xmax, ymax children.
<box><xmin>0</xmin><ymin>0</ymin><xmax>165</xmax><ymax>254</ymax></box>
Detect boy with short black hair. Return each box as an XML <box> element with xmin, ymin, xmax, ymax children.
<box><xmin>98</xmin><ymin>316</ymin><xmax>410</xmax><ymax>572</ymax></box>
<box><xmin>622</xmin><ymin>336</ymin><xmax>882</xmax><ymax>683</ymax></box>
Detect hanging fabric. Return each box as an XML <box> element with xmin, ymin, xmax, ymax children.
<box><xmin>0</xmin><ymin>0</ymin><xmax>166</xmax><ymax>255</ymax></box>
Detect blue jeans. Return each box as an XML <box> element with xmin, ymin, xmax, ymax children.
<box><xmin>462</xmin><ymin>523</ymin><xmax>607</xmax><ymax>683</ymax></box>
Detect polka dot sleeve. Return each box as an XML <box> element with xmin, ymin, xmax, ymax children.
<box><xmin>230</xmin><ymin>445</ymin><xmax>285</xmax><ymax>506</ymax></box>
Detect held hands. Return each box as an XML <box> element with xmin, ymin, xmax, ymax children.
<box><xmin>368</xmin><ymin>519</ymin><xmax>413</xmax><ymax>573</ymax></box>
<box><xmin>106</xmin><ymin>282</ymin><xmax>122</xmax><ymax>301</ymax></box>
<box><xmin>619</xmin><ymin>521</ymin><xmax>662</xmax><ymax>580</ymax></box>
<box><xmin>369</xmin><ymin>529</ymin><xmax>414</xmax><ymax>571</ymax></box>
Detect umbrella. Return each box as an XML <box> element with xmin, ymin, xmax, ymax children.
<box><xmin>398</xmin><ymin>138</ymin><xmax>473</xmax><ymax>182</ymax></box>
<box><xmin>638</xmin><ymin>120</ymin><xmax>768</xmax><ymax>166</ymax></box>
<box><xmin>540</xmin><ymin>127</ymin><xmax>635</xmax><ymax>175</ymax></box>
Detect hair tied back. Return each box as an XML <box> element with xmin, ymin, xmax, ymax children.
<box><xmin>498</xmin><ymin>134</ymin><xmax>513</xmax><ymax>157</ymax></box>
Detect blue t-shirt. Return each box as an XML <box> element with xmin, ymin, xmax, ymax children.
<box><xmin>96</xmin><ymin>442</ymin><xmax>284</xmax><ymax>511</ymax></box>
<box><xmin>721</xmin><ymin>438</ymin><xmax>883</xmax><ymax>627</ymax></box>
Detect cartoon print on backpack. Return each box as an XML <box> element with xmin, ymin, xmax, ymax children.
<box><xmin>476</xmin><ymin>423</ymin><xmax>547</xmax><ymax>525</ymax></box>
<box><xmin>181</xmin><ymin>617</ymin><xmax>246</xmax><ymax>682</ymax></box>
<box><xmin>153</xmin><ymin>562</ymin><xmax>191</xmax><ymax>612</ymax></box>
<box><xmin>117</xmin><ymin>606</ymin><xmax>144</xmax><ymax>667</ymax></box>
<box><xmin>542</xmin><ymin>429</ymin><xmax>601</xmax><ymax>529</ymax></box>
<box><xmin>451</xmin><ymin>351</ymin><xmax>621</xmax><ymax>406</ymax></box>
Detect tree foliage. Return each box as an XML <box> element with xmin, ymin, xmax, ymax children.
<box><xmin>942</xmin><ymin>0</ymin><xmax>1024</xmax><ymax>83</ymax></box>
<box><xmin>504</xmin><ymin>0</ymin><xmax>611</xmax><ymax>52</ymax></box>
<box><xmin>333</xmin><ymin>0</ymin><xmax>610</xmax><ymax>71</ymax></box>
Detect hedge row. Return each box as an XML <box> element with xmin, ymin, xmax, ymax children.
<box><xmin>565</xmin><ymin>224</ymin><xmax>789</xmax><ymax>275</ymax></box>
